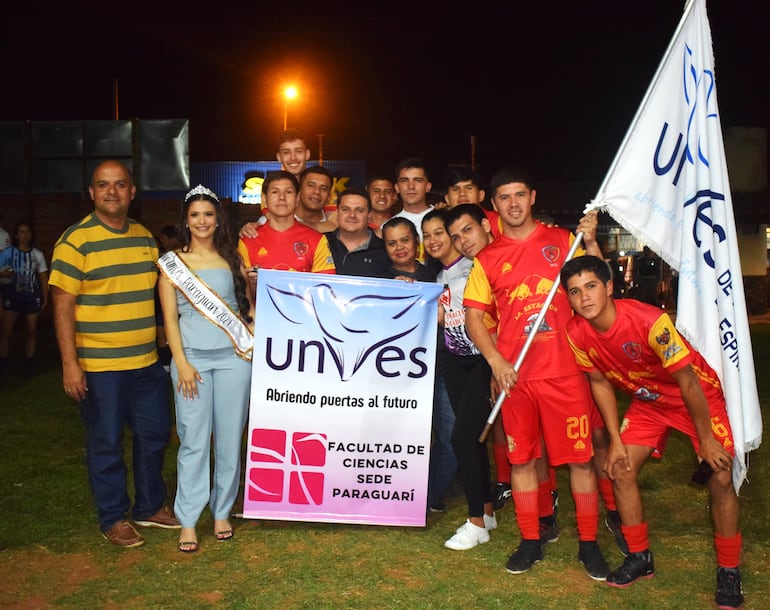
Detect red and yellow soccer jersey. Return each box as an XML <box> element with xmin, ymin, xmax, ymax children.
<box><xmin>463</xmin><ymin>223</ymin><xmax>584</xmax><ymax>380</ymax></box>
<box><xmin>238</xmin><ymin>222</ymin><xmax>335</xmax><ymax>273</ymax></box>
<box><xmin>565</xmin><ymin>299</ymin><xmax>724</xmax><ymax>406</ymax></box>
<box><xmin>483</xmin><ymin>209</ymin><xmax>503</xmax><ymax>239</ymax></box>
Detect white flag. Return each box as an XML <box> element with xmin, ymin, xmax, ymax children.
<box><xmin>593</xmin><ymin>0</ymin><xmax>762</xmax><ymax>491</ymax></box>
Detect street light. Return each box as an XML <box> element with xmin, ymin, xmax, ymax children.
<box><xmin>283</xmin><ymin>85</ymin><xmax>298</xmax><ymax>130</ymax></box>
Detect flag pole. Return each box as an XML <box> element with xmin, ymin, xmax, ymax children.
<box><xmin>478</xmin><ymin>232</ymin><xmax>586</xmax><ymax>442</ymax></box>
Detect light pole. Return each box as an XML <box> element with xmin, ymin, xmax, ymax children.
<box><xmin>283</xmin><ymin>86</ymin><xmax>297</xmax><ymax>131</ymax></box>
<box><xmin>317</xmin><ymin>134</ymin><xmax>325</xmax><ymax>166</ymax></box>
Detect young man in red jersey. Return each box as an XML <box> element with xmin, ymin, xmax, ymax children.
<box><xmin>463</xmin><ymin>167</ymin><xmax>609</xmax><ymax>580</ymax></box>
<box><xmin>561</xmin><ymin>254</ymin><xmax>743</xmax><ymax>609</ymax></box>
<box><xmin>238</xmin><ymin>171</ymin><xmax>335</xmax><ymax>276</ymax></box>
<box><xmin>446</xmin><ymin>204</ymin><xmax>566</xmax><ymax>528</ymax></box>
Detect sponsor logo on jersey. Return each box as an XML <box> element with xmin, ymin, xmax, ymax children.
<box><xmin>633</xmin><ymin>386</ymin><xmax>660</xmax><ymax>401</ymax></box>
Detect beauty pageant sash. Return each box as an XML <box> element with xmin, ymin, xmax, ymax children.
<box><xmin>158</xmin><ymin>251</ymin><xmax>253</xmax><ymax>361</ymax></box>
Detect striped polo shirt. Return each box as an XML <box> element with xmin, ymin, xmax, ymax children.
<box><xmin>49</xmin><ymin>213</ymin><xmax>160</xmax><ymax>372</ymax></box>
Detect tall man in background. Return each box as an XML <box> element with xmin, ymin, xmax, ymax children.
<box><xmin>393</xmin><ymin>158</ymin><xmax>434</xmax><ymax>238</ymax></box>
<box><xmin>275</xmin><ymin>129</ymin><xmax>310</xmax><ymax>179</ymax></box>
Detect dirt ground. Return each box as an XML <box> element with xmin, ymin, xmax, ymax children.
<box><xmin>0</xmin><ymin>547</ymin><xmax>104</xmax><ymax>608</ymax></box>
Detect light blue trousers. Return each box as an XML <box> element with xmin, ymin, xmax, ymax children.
<box><xmin>172</xmin><ymin>347</ymin><xmax>251</xmax><ymax>527</ymax></box>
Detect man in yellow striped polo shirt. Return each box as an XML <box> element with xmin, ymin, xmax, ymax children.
<box><xmin>49</xmin><ymin>160</ymin><xmax>179</xmax><ymax>547</ymax></box>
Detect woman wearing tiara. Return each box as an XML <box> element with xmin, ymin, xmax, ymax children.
<box><xmin>158</xmin><ymin>185</ymin><xmax>254</xmax><ymax>553</ymax></box>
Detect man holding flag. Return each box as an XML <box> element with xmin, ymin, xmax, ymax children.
<box><xmin>463</xmin><ymin>167</ymin><xmax>610</xmax><ymax>580</ymax></box>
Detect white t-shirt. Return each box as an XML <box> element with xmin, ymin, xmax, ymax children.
<box><xmin>391</xmin><ymin>207</ymin><xmax>433</xmax><ymax>241</ymax></box>
<box><xmin>436</xmin><ymin>256</ymin><xmax>480</xmax><ymax>356</ymax></box>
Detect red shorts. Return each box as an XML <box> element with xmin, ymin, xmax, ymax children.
<box><xmin>620</xmin><ymin>396</ymin><xmax>735</xmax><ymax>458</ymax></box>
<box><xmin>588</xmin><ymin>397</ymin><xmax>604</xmax><ymax>431</ymax></box>
<box><xmin>501</xmin><ymin>374</ymin><xmax>596</xmax><ymax>467</ymax></box>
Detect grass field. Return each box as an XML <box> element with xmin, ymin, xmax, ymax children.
<box><xmin>0</xmin><ymin>324</ymin><xmax>768</xmax><ymax>608</ymax></box>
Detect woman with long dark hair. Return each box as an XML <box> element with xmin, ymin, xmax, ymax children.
<box><xmin>158</xmin><ymin>185</ymin><xmax>253</xmax><ymax>553</ymax></box>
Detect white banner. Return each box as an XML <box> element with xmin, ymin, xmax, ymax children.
<box><xmin>593</xmin><ymin>0</ymin><xmax>761</xmax><ymax>490</ymax></box>
<box><xmin>242</xmin><ymin>271</ymin><xmax>443</xmax><ymax>525</ymax></box>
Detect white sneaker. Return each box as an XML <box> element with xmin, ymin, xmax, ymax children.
<box><xmin>455</xmin><ymin>514</ymin><xmax>496</xmax><ymax>533</ymax></box>
<box><xmin>445</xmin><ymin>520</ymin><xmax>490</xmax><ymax>550</ymax></box>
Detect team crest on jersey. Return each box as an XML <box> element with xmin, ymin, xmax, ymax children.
<box><xmin>655</xmin><ymin>328</ymin><xmax>671</xmax><ymax>345</ymax></box>
<box><xmin>501</xmin><ymin>262</ymin><xmax>513</xmax><ymax>274</ymax></box>
<box><xmin>622</xmin><ymin>341</ymin><xmax>642</xmax><ymax>360</ymax></box>
<box><xmin>541</xmin><ymin>245</ymin><xmax>560</xmax><ymax>264</ymax></box>
<box><xmin>294</xmin><ymin>241</ymin><xmax>309</xmax><ymax>257</ymax></box>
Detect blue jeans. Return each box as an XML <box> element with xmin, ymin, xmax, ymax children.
<box><xmin>79</xmin><ymin>362</ymin><xmax>171</xmax><ymax>532</ymax></box>
<box><xmin>427</xmin><ymin>366</ymin><xmax>458</xmax><ymax>508</ymax></box>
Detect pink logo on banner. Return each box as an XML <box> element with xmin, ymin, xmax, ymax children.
<box><xmin>249</xmin><ymin>428</ymin><xmax>327</xmax><ymax>504</ymax></box>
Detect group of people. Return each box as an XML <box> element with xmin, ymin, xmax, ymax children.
<box><xmin>0</xmin><ymin>218</ymin><xmax>48</xmax><ymax>383</ymax></box>
<box><xmin>46</xmin><ymin>130</ymin><xmax>744</xmax><ymax>608</ymax></box>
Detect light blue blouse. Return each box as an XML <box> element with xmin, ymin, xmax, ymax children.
<box><xmin>176</xmin><ymin>268</ymin><xmax>239</xmax><ymax>351</ymax></box>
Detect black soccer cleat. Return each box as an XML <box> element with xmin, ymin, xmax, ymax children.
<box><xmin>578</xmin><ymin>540</ymin><xmax>610</xmax><ymax>581</ymax></box>
<box><xmin>715</xmin><ymin>567</ymin><xmax>744</xmax><ymax>609</ymax></box>
<box><xmin>505</xmin><ymin>539</ymin><xmax>544</xmax><ymax>574</ymax></box>
<box><xmin>606</xmin><ymin>550</ymin><xmax>655</xmax><ymax>588</ymax></box>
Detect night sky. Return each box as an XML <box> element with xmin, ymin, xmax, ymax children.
<box><xmin>4</xmin><ymin>1</ymin><xmax>768</xmax><ymax>185</ymax></box>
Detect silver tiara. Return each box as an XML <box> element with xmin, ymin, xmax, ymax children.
<box><xmin>184</xmin><ymin>184</ymin><xmax>220</xmax><ymax>203</ymax></box>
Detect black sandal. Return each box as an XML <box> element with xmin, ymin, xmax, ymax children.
<box><xmin>178</xmin><ymin>540</ymin><xmax>199</xmax><ymax>553</ymax></box>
